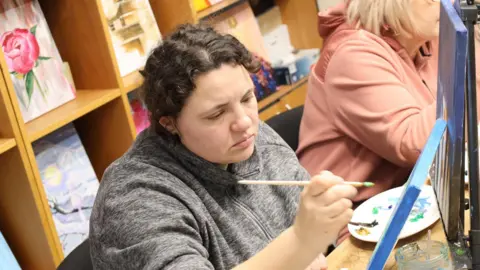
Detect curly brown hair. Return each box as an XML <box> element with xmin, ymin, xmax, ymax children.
<box><xmin>139</xmin><ymin>23</ymin><xmax>261</xmax><ymax>135</ymax></box>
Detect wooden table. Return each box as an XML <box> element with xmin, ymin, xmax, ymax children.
<box><xmin>327</xmin><ymin>189</ymin><xmax>470</xmax><ymax>269</ymax></box>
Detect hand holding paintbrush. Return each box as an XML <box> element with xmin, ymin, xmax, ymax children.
<box><xmin>285</xmin><ymin>171</ymin><xmax>358</xmax><ymax>255</ymax></box>
<box><xmin>238</xmin><ymin>178</ymin><xmax>376</xmax><ymax>230</ymax></box>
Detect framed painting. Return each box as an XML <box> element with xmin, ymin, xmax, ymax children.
<box><xmin>33</xmin><ymin>123</ymin><xmax>99</xmax><ymax>256</ymax></box>
<box><xmin>0</xmin><ymin>0</ymin><xmax>76</xmax><ymax>123</ymax></box>
<box><xmin>431</xmin><ymin>0</ymin><xmax>467</xmax><ymax>240</ymax></box>
<box><xmin>100</xmin><ymin>0</ymin><xmax>162</xmax><ymax>77</ymax></box>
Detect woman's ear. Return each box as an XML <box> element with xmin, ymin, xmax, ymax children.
<box><xmin>159</xmin><ymin>116</ymin><xmax>178</xmax><ymax>135</ymax></box>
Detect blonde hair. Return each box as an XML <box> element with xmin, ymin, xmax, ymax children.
<box><xmin>346</xmin><ymin>0</ymin><xmax>419</xmax><ymax>38</ymax></box>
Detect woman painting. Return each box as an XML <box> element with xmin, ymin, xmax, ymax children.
<box><xmin>89</xmin><ymin>24</ymin><xmax>356</xmax><ymax>269</ymax></box>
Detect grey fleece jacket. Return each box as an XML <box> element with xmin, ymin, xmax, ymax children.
<box><xmin>89</xmin><ymin>122</ymin><xmax>310</xmax><ymax>269</ymax></box>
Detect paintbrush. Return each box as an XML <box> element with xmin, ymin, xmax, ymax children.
<box><xmin>237</xmin><ymin>180</ymin><xmax>375</xmax><ymax>188</ymax></box>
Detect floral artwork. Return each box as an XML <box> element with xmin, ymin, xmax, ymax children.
<box><xmin>0</xmin><ymin>0</ymin><xmax>76</xmax><ymax>123</ymax></box>
<box><xmin>2</xmin><ymin>26</ymin><xmax>51</xmax><ymax>107</ymax></box>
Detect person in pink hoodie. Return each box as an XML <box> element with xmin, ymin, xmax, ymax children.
<box><xmin>296</xmin><ymin>0</ymin><xmax>458</xmax><ymax>245</ymax></box>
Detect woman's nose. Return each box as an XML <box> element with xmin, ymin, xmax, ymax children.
<box><xmin>231</xmin><ymin>111</ymin><xmax>252</xmax><ymax>132</ymax></box>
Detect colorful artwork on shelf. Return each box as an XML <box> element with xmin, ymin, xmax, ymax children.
<box><xmin>32</xmin><ymin>123</ymin><xmax>99</xmax><ymax>256</ymax></box>
<box><xmin>127</xmin><ymin>89</ymin><xmax>150</xmax><ymax>134</ymax></box>
<box><xmin>0</xmin><ymin>0</ymin><xmax>76</xmax><ymax>123</ymax></box>
<box><xmin>0</xmin><ymin>231</ymin><xmax>21</xmax><ymax>270</ymax></box>
<box><xmin>193</xmin><ymin>0</ymin><xmax>226</xmax><ymax>12</ymax></box>
<box><xmin>251</xmin><ymin>53</ymin><xmax>277</xmax><ymax>101</ymax></box>
<box><xmin>100</xmin><ymin>0</ymin><xmax>162</xmax><ymax>77</ymax></box>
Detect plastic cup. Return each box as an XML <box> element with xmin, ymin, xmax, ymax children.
<box><xmin>395</xmin><ymin>240</ymin><xmax>452</xmax><ymax>269</ymax></box>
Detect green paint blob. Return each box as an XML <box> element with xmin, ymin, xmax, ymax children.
<box><xmin>372</xmin><ymin>207</ymin><xmax>379</xmax><ymax>215</ymax></box>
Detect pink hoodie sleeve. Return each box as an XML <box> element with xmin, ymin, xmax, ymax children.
<box><xmin>324</xmin><ymin>38</ymin><xmax>436</xmax><ymax>167</ymax></box>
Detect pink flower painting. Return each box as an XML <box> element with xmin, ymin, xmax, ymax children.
<box><xmin>0</xmin><ymin>0</ymin><xmax>76</xmax><ymax>123</ymax></box>
<box><xmin>1</xmin><ymin>25</ymin><xmax>51</xmax><ymax>107</ymax></box>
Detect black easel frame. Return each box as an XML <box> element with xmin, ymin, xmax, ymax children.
<box><xmin>458</xmin><ymin>1</ymin><xmax>480</xmax><ymax>268</ymax></box>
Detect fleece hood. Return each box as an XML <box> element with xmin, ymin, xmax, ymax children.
<box><xmin>317</xmin><ymin>3</ymin><xmax>347</xmax><ymax>39</ymax></box>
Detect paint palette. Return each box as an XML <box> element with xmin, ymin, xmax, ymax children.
<box><xmin>348</xmin><ymin>185</ymin><xmax>440</xmax><ymax>243</ymax></box>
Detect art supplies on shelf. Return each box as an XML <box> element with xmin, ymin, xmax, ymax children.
<box><xmin>251</xmin><ymin>54</ymin><xmax>276</xmax><ymax>101</ymax></box>
<box><xmin>127</xmin><ymin>89</ymin><xmax>150</xmax><ymax>134</ymax></box>
<box><xmin>0</xmin><ymin>0</ymin><xmax>76</xmax><ymax>123</ymax></box>
<box><xmin>32</xmin><ymin>123</ymin><xmax>99</xmax><ymax>256</ymax></box>
<box><xmin>0</xmin><ymin>232</ymin><xmax>21</xmax><ymax>270</ymax></box>
<box><xmin>100</xmin><ymin>0</ymin><xmax>162</xmax><ymax>77</ymax></box>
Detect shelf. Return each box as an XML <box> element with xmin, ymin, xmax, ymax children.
<box><xmin>122</xmin><ymin>70</ymin><xmax>144</xmax><ymax>94</ymax></box>
<box><xmin>258</xmin><ymin>76</ymin><xmax>308</xmax><ymax>111</ymax></box>
<box><xmin>197</xmin><ymin>0</ymin><xmax>245</xmax><ymax>20</ymax></box>
<box><xmin>26</xmin><ymin>89</ymin><xmax>121</xmax><ymax>142</ymax></box>
<box><xmin>0</xmin><ymin>138</ymin><xmax>16</xmax><ymax>154</ymax></box>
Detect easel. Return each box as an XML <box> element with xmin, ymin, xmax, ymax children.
<box><xmin>457</xmin><ymin>0</ymin><xmax>480</xmax><ymax>268</ymax></box>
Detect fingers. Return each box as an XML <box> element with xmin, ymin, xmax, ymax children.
<box><xmin>319</xmin><ymin>184</ymin><xmax>357</xmax><ymax>206</ymax></box>
<box><xmin>306</xmin><ymin>171</ymin><xmax>344</xmax><ymax>197</ymax></box>
<box><xmin>324</xmin><ymin>198</ymin><xmax>353</xmax><ymax>218</ymax></box>
<box><xmin>332</xmin><ymin>208</ymin><xmax>354</xmax><ymax>225</ymax></box>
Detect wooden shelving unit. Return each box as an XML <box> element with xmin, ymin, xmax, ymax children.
<box><xmin>258</xmin><ymin>77</ymin><xmax>308</xmax><ymax>110</ymax></box>
<box><xmin>0</xmin><ymin>0</ymin><xmax>138</xmax><ymax>268</ymax></box>
<box><xmin>0</xmin><ymin>0</ymin><xmax>321</xmax><ymax>268</ymax></box>
<box><xmin>149</xmin><ymin>0</ymin><xmax>322</xmax><ymax>50</ymax></box>
<box><xmin>0</xmin><ymin>55</ymin><xmax>58</xmax><ymax>269</ymax></box>
<box><xmin>258</xmin><ymin>77</ymin><xmax>309</xmax><ymax>121</ymax></box>
<box><xmin>122</xmin><ymin>70</ymin><xmax>144</xmax><ymax>94</ymax></box>
<box><xmin>0</xmin><ymin>138</ymin><xmax>16</xmax><ymax>155</ymax></box>
<box><xmin>26</xmin><ymin>89</ymin><xmax>121</xmax><ymax>142</ymax></box>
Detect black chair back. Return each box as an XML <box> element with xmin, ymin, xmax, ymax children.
<box><xmin>265</xmin><ymin>105</ymin><xmax>304</xmax><ymax>151</ymax></box>
<box><xmin>57</xmin><ymin>238</ymin><xmax>93</xmax><ymax>270</ymax></box>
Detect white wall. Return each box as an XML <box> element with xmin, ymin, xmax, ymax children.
<box><xmin>316</xmin><ymin>0</ymin><xmax>343</xmax><ymax>11</ymax></box>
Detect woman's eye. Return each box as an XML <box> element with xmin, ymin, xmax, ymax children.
<box><xmin>207</xmin><ymin>111</ymin><xmax>223</xmax><ymax>120</ymax></box>
<box><xmin>241</xmin><ymin>95</ymin><xmax>253</xmax><ymax>103</ymax></box>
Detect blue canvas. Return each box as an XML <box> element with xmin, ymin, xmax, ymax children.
<box><xmin>367</xmin><ymin>119</ymin><xmax>447</xmax><ymax>270</ymax></box>
<box><xmin>0</xmin><ymin>232</ymin><xmax>21</xmax><ymax>270</ymax></box>
<box><xmin>433</xmin><ymin>0</ymin><xmax>467</xmax><ymax>238</ymax></box>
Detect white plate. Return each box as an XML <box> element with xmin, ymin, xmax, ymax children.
<box><xmin>348</xmin><ymin>185</ymin><xmax>440</xmax><ymax>243</ymax></box>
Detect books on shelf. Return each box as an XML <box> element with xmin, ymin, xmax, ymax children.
<box><xmin>0</xmin><ymin>231</ymin><xmax>21</xmax><ymax>270</ymax></box>
<box><xmin>32</xmin><ymin>123</ymin><xmax>99</xmax><ymax>256</ymax></box>
<box><xmin>0</xmin><ymin>0</ymin><xmax>76</xmax><ymax>123</ymax></box>
<box><xmin>100</xmin><ymin>0</ymin><xmax>162</xmax><ymax>77</ymax></box>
